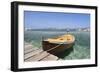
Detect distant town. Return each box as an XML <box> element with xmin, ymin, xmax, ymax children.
<box><xmin>25</xmin><ymin>27</ymin><xmax>90</xmax><ymax>32</ymax></box>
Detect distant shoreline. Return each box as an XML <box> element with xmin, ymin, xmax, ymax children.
<box><xmin>25</xmin><ymin>30</ymin><xmax>90</xmax><ymax>32</ymax></box>
<box><xmin>25</xmin><ymin>28</ymin><xmax>90</xmax><ymax>32</ymax></box>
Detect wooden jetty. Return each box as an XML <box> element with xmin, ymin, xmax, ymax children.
<box><xmin>24</xmin><ymin>43</ymin><xmax>62</xmax><ymax>62</ymax></box>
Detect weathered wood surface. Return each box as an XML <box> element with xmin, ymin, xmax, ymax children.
<box><xmin>24</xmin><ymin>42</ymin><xmax>62</xmax><ymax>62</ymax></box>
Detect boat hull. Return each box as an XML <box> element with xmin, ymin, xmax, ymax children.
<box><xmin>42</xmin><ymin>41</ymin><xmax>74</xmax><ymax>56</ymax></box>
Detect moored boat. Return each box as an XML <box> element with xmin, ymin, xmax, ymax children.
<box><xmin>42</xmin><ymin>34</ymin><xmax>75</xmax><ymax>55</ymax></box>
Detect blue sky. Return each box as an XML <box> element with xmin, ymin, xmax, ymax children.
<box><xmin>24</xmin><ymin>11</ymin><xmax>90</xmax><ymax>29</ymax></box>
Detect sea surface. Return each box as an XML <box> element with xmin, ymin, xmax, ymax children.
<box><xmin>24</xmin><ymin>31</ymin><xmax>90</xmax><ymax>60</ymax></box>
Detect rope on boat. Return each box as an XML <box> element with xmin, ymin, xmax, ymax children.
<box><xmin>46</xmin><ymin>43</ymin><xmax>63</xmax><ymax>52</ymax></box>
<box><xmin>41</xmin><ymin>43</ymin><xmax>64</xmax><ymax>53</ymax></box>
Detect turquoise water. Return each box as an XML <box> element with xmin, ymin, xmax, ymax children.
<box><xmin>24</xmin><ymin>31</ymin><xmax>90</xmax><ymax>60</ymax></box>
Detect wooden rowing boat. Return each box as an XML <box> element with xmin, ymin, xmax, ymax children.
<box><xmin>42</xmin><ymin>34</ymin><xmax>75</xmax><ymax>56</ymax></box>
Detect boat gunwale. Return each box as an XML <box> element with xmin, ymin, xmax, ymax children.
<box><xmin>43</xmin><ymin>40</ymin><xmax>75</xmax><ymax>45</ymax></box>
<box><xmin>43</xmin><ymin>36</ymin><xmax>75</xmax><ymax>44</ymax></box>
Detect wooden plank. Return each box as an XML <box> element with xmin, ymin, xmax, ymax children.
<box><xmin>24</xmin><ymin>42</ymin><xmax>39</xmax><ymax>54</ymax></box>
<box><xmin>24</xmin><ymin>44</ymin><xmax>33</xmax><ymax>51</ymax></box>
<box><xmin>40</xmin><ymin>54</ymin><xmax>59</xmax><ymax>61</ymax></box>
<box><xmin>24</xmin><ymin>49</ymin><xmax>43</xmax><ymax>60</ymax></box>
<box><xmin>25</xmin><ymin>51</ymin><xmax>50</xmax><ymax>62</ymax></box>
<box><xmin>24</xmin><ymin>48</ymin><xmax>34</xmax><ymax>54</ymax></box>
<box><xmin>24</xmin><ymin>47</ymin><xmax>39</xmax><ymax>54</ymax></box>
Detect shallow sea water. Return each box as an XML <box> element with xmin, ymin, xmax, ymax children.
<box><xmin>24</xmin><ymin>31</ymin><xmax>90</xmax><ymax>60</ymax></box>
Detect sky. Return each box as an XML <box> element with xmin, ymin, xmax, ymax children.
<box><xmin>24</xmin><ymin>11</ymin><xmax>90</xmax><ymax>29</ymax></box>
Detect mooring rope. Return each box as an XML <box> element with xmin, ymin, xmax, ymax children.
<box><xmin>46</xmin><ymin>43</ymin><xmax>63</xmax><ymax>52</ymax></box>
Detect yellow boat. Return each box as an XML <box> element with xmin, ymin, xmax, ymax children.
<box><xmin>42</xmin><ymin>34</ymin><xmax>75</xmax><ymax>55</ymax></box>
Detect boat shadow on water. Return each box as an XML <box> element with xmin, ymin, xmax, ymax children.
<box><xmin>55</xmin><ymin>47</ymin><xmax>74</xmax><ymax>59</ymax></box>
